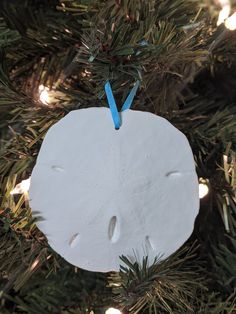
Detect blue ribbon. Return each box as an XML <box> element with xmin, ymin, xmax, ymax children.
<box><xmin>104</xmin><ymin>82</ymin><xmax>121</xmax><ymax>129</ymax></box>
<box><xmin>105</xmin><ymin>80</ymin><xmax>140</xmax><ymax>129</ymax></box>
<box><xmin>121</xmin><ymin>80</ymin><xmax>140</xmax><ymax>112</ymax></box>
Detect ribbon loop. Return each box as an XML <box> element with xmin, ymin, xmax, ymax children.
<box><xmin>105</xmin><ymin>81</ymin><xmax>121</xmax><ymax>129</ymax></box>
<box><xmin>121</xmin><ymin>80</ymin><xmax>140</xmax><ymax>112</ymax></box>
<box><xmin>105</xmin><ymin>80</ymin><xmax>140</xmax><ymax>129</ymax></box>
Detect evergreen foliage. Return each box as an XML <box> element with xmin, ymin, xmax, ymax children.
<box><xmin>0</xmin><ymin>0</ymin><xmax>236</xmax><ymax>313</ymax></box>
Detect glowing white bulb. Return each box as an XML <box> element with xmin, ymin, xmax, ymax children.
<box><xmin>105</xmin><ymin>308</ymin><xmax>122</xmax><ymax>314</ymax></box>
<box><xmin>39</xmin><ymin>85</ymin><xmax>50</xmax><ymax>105</ymax></box>
<box><xmin>216</xmin><ymin>0</ymin><xmax>231</xmax><ymax>26</ymax></box>
<box><xmin>39</xmin><ymin>84</ymin><xmax>45</xmax><ymax>91</ymax></box>
<box><xmin>10</xmin><ymin>177</ymin><xmax>31</xmax><ymax>195</ymax></box>
<box><xmin>216</xmin><ymin>0</ymin><xmax>236</xmax><ymax>30</ymax></box>
<box><xmin>199</xmin><ymin>183</ymin><xmax>209</xmax><ymax>199</ymax></box>
<box><xmin>225</xmin><ymin>12</ymin><xmax>236</xmax><ymax>30</ymax></box>
<box><xmin>218</xmin><ymin>7</ymin><xmax>231</xmax><ymax>25</ymax></box>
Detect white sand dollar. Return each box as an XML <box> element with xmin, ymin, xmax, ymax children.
<box><xmin>29</xmin><ymin>108</ymin><xmax>199</xmax><ymax>272</ymax></box>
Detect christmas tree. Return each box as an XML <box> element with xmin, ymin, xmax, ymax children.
<box><xmin>0</xmin><ymin>0</ymin><xmax>236</xmax><ymax>313</ymax></box>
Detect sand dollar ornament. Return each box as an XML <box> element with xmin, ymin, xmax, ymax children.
<box><xmin>29</xmin><ymin>82</ymin><xmax>199</xmax><ymax>272</ymax></box>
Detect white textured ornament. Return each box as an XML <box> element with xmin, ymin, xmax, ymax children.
<box><xmin>29</xmin><ymin>108</ymin><xmax>199</xmax><ymax>272</ymax></box>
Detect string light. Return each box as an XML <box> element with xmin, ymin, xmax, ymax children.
<box><xmin>225</xmin><ymin>12</ymin><xmax>236</xmax><ymax>30</ymax></box>
<box><xmin>39</xmin><ymin>84</ymin><xmax>50</xmax><ymax>105</ymax></box>
<box><xmin>105</xmin><ymin>308</ymin><xmax>122</xmax><ymax>314</ymax></box>
<box><xmin>10</xmin><ymin>177</ymin><xmax>31</xmax><ymax>195</ymax></box>
<box><xmin>216</xmin><ymin>0</ymin><xmax>236</xmax><ymax>30</ymax></box>
<box><xmin>38</xmin><ymin>85</ymin><xmax>67</xmax><ymax>105</ymax></box>
<box><xmin>217</xmin><ymin>0</ymin><xmax>231</xmax><ymax>26</ymax></box>
<box><xmin>199</xmin><ymin>180</ymin><xmax>209</xmax><ymax>199</ymax></box>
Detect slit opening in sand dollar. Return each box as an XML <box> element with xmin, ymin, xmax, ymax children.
<box><xmin>165</xmin><ymin>171</ymin><xmax>181</xmax><ymax>177</ymax></box>
<box><xmin>69</xmin><ymin>233</ymin><xmax>80</xmax><ymax>248</ymax></box>
<box><xmin>108</xmin><ymin>216</ymin><xmax>120</xmax><ymax>243</ymax></box>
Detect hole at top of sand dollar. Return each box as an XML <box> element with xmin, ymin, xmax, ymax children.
<box><xmin>108</xmin><ymin>216</ymin><xmax>120</xmax><ymax>243</ymax></box>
